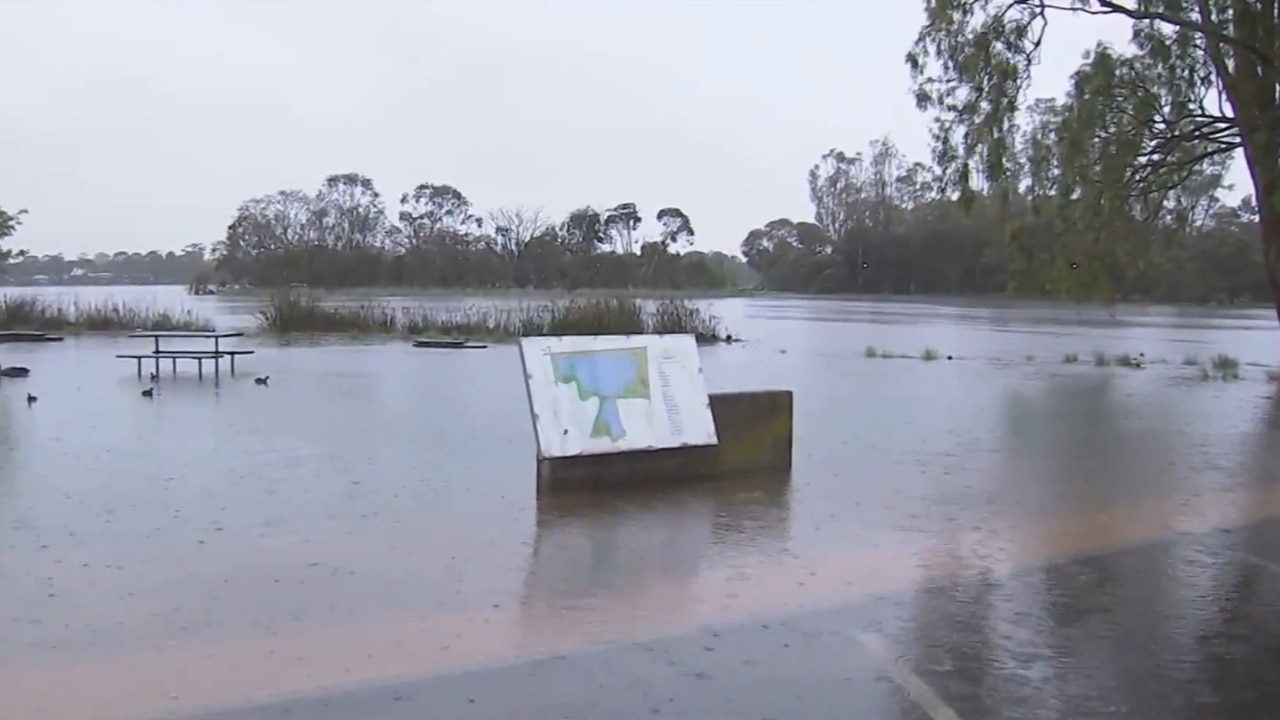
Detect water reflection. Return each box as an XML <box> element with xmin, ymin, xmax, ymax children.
<box><xmin>518</xmin><ymin>472</ymin><xmax>790</xmax><ymax>650</ymax></box>
<box><xmin>888</xmin><ymin>385</ymin><xmax>1280</xmax><ymax>719</ymax></box>
<box><xmin>999</xmin><ymin>372</ymin><xmax>1186</xmax><ymax>521</ymax></box>
<box><xmin>0</xmin><ymin>395</ymin><xmax>12</xmax><ymax>525</ymax></box>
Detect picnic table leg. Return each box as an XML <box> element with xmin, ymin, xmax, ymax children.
<box><xmin>153</xmin><ymin>337</ymin><xmax>161</xmax><ymax>378</ymax></box>
<box><xmin>171</xmin><ymin>358</ymin><xmax>177</xmax><ymax>376</ymax></box>
<box><xmin>215</xmin><ymin>356</ymin><xmax>221</xmax><ymax>382</ymax></box>
<box><xmin>229</xmin><ymin>354</ymin><xmax>236</xmax><ymax>376</ymax></box>
<box><xmin>197</xmin><ymin>359</ymin><xmax>203</xmax><ymax>381</ymax></box>
<box><xmin>135</xmin><ymin>358</ymin><xmax>142</xmax><ymax>378</ymax></box>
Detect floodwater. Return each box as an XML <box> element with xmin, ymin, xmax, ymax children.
<box><xmin>1</xmin><ymin>286</ymin><xmax>1279</xmax><ymax>719</ymax></box>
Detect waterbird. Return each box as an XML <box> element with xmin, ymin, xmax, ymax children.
<box><xmin>0</xmin><ymin>365</ymin><xmax>31</xmax><ymax>378</ymax></box>
<box><xmin>141</xmin><ymin>387</ymin><xmax>154</xmax><ymax>398</ymax></box>
<box><xmin>26</xmin><ymin>392</ymin><xmax>37</xmax><ymax>405</ymax></box>
<box><xmin>149</xmin><ymin>372</ymin><xmax>159</xmax><ymax>382</ymax></box>
<box><xmin>254</xmin><ymin>376</ymin><xmax>269</xmax><ymax>386</ymax></box>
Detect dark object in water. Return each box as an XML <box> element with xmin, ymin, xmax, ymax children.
<box><xmin>0</xmin><ymin>331</ymin><xmax>63</xmax><ymax>344</ymax></box>
<box><xmin>254</xmin><ymin>376</ymin><xmax>270</xmax><ymax>386</ymax></box>
<box><xmin>25</xmin><ymin>392</ymin><xmax>37</xmax><ymax>405</ymax></box>
<box><xmin>412</xmin><ymin>337</ymin><xmax>488</xmax><ymax>350</ymax></box>
<box><xmin>141</xmin><ymin>387</ymin><xmax>154</xmax><ymax>398</ymax></box>
<box><xmin>0</xmin><ymin>365</ymin><xmax>31</xmax><ymax>378</ymax></box>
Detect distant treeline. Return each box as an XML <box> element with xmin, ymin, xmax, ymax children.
<box><xmin>743</xmin><ymin>137</ymin><xmax>1268</xmax><ymax>305</ymax></box>
<box><xmin>210</xmin><ymin>174</ymin><xmax>757</xmax><ymax>290</ymax></box>
<box><xmin>0</xmin><ymin>135</ymin><xmax>1267</xmax><ymax>303</ymax></box>
<box><xmin>1</xmin><ymin>245</ymin><xmax>214</xmax><ymax>286</ymax></box>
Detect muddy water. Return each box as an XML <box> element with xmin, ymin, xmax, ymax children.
<box><xmin>1</xmin><ymin>287</ymin><xmax>1278</xmax><ymax>719</ymax></box>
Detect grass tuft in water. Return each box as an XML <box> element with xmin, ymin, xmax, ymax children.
<box><xmin>0</xmin><ymin>295</ymin><xmax>213</xmax><ymax>332</ymax></box>
<box><xmin>864</xmin><ymin>345</ymin><xmax>879</xmax><ymax>358</ymax></box>
<box><xmin>255</xmin><ymin>291</ymin><xmax>730</xmax><ymax>343</ymax></box>
<box><xmin>1209</xmin><ymin>353</ymin><xmax>1241</xmax><ymax>381</ymax></box>
<box><xmin>1182</xmin><ymin>354</ymin><xmax>1201</xmax><ymax>366</ymax></box>
<box><xmin>1092</xmin><ymin>350</ymin><xmax>1110</xmax><ymax>367</ymax></box>
<box><xmin>921</xmin><ymin>347</ymin><xmax>940</xmax><ymax>361</ymax></box>
<box><xmin>1062</xmin><ymin>352</ymin><xmax>1079</xmax><ymax>364</ymax></box>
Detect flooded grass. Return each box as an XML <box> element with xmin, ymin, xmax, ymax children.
<box><xmin>1062</xmin><ymin>352</ymin><xmax>1080</xmax><ymax>364</ymax></box>
<box><xmin>864</xmin><ymin>345</ymin><xmax>879</xmax><ymax>358</ymax></box>
<box><xmin>0</xmin><ymin>295</ymin><xmax>213</xmax><ymax>332</ymax></box>
<box><xmin>1182</xmin><ymin>354</ymin><xmax>1201</xmax><ymax>366</ymax></box>
<box><xmin>1092</xmin><ymin>350</ymin><xmax>1111</xmax><ymax>367</ymax></box>
<box><xmin>1112</xmin><ymin>353</ymin><xmax>1138</xmax><ymax>368</ymax></box>
<box><xmin>921</xmin><ymin>347</ymin><xmax>940</xmax><ymax>361</ymax></box>
<box><xmin>256</xmin><ymin>292</ymin><xmax>732</xmax><ymax>344</ymax></box>
<box><xmin>1209</xmin><ymin>353</ymin><xmax>1241</xmax><ymax>381</ymax></box>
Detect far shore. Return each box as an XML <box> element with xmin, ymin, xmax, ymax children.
<box><xmin>3</xmin><ymin>282</ymin><xmax>1276</xmax><ymax>313</ymax></box>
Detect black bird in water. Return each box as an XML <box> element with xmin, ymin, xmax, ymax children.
<box><xmin>149</xmin><ymin>372</ymin><xmax>160</xmax><ymax>382</ymax></box>
<box><xmin>26</xmin><ymin>392</ymin><xmax>37</xmax><ymax>405</ymax></box>
<box><xmin>141</xmin><ymin>387</ymin><xmax>154</xmax><ymax>398</ymax></box>
<box><xmin>254</xmin><ymin>376</ymin><xmax>270</xmax><ymax>386</ymax></box>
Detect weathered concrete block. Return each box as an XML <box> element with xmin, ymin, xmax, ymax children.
<box><xmin>536</xmin><ymin>389</ymin><xmax>793</xmax><ymax>492</ymax></box>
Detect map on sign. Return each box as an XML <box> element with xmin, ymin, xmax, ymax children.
<box><xmin>550</xmin><ymin>348</ymin><xmax>650</xmax><ymax>441</ymax></box>
<box><xmin>519</xmin><ymin>334</ymin><xmax>719</xmax><ymax>459</ymax></box>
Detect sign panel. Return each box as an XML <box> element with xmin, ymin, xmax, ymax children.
<box><xmin>518</xmin><ymin>333</ymin><xmax>719</xmax><ymax>459</ymax></box>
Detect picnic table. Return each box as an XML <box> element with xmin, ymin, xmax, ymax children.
<box><xmin>115</xmin><ymin>331</ymin><xmax>255</xmax><ymax>381</ymax></box>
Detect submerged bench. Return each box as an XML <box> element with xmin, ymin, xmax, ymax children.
<box><xmin>116</xmin><ymin>331</ymin><xmax>254</xmax><ymax>381</ymax></box>
<box><xmin>150</xmin><ymin>348</ymin><xmax>255</xmax><ymax>374</ymax></box>
<box><xmin>116</xmin><ymin>352</ymin><xmax>229</xmax><ymax>380</ymax></box>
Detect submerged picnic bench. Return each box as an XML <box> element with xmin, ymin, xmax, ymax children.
<box><xmin>115</xmin><ymin>331</ymin><xmax>254</xmax><ymax>381</ymax></box>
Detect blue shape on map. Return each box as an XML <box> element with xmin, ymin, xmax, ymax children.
<box><xmin>551</xmin><ymin>349</ymin><xmax>649</xmax><ymax>442</ymax></box>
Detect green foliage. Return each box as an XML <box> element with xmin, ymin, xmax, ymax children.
<box><xmin>906</xmin><ymin>0</ymin><xmax>1277</xmax><ymax>308</ymax></box>
<box><xmin>1210</xmin><ymin>352</ymin><xmax>1241</xmax><ymax>380</ymax></box>
<box><xmin>256</xmin><ymin>292</ymin><xmax>731</xmax><ymax>343</ymax></box>
<box><xmin>0</xmin><ymin>206</ymin><xmax>29</xmax><ymax>271</ymax></box>
<box><xmin>741</xmin><ymin>137</ymin><xmax>1267</xmax><ymax>302</ymax></box>
<box><xmin>0</xmin><ymin>295</ymin><xmax>212</xmax><ymax>332</ymax></box>
<box><xmin>213</xmin><ymin>174</ymin><xmax>745</xmax><ymax>291</ymax></box>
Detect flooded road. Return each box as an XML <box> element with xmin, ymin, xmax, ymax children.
<box><xmin>1</xmin><ymin>287</ymin><xmax>1279</xmax><ymax>718</ymax></box>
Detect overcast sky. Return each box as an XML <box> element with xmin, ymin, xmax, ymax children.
<box><xmin>2</xmin><ymin>0</ymin><xmax>1181</xmax><ymax>257</ymax></box>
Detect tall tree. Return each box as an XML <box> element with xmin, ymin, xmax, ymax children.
<box><xmin>398</xmin><ymin>183</ymin><xmax>481</xmax><ymax>243</ymax></box>
<box><xmin>655</xmin><ymin>206</ymin><xmax>695</xmax><ymax>249</ymax></box>
<box><xmin>0</xmin><ymin>206</ymin><xmax>28</xmax><ymax>270</ymax></box>
<box><xmin>315</xmin><ymin>173</ymin><xmax>390</xmax><ymax>252</ymax></box>
<box><xmin>603</xmin><ymin>202</ymin><xmax>642</xmax><ymax>253</ymax></box>
<box><xmin>559</xmin><ymin>207</ymin><xmax>607</xmax><ymax>254</ymax></box>
<box><xmin>907</xmin><ymin>0</ymin><xmax>1280</xmax><ymax>322</ymax></box>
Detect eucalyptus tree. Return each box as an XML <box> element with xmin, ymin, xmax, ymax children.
<box><xmin>908</xmin><ymin>0</ymin><xmax>1278</xmax><ymax>319</ymax></box>
<box><xmin>0</xmin><ymin>206</ymin><xmax>28</xmax><ymax>269</ymax></box>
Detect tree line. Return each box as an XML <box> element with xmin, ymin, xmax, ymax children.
<box><xmin>901</xmin><ymin>0</ymin><xmax>1280</xmax><ymax>316</ymax></box>
<box><xmin>210</xmin><ymin>174</ymin><xmax>754</xmax><ymax>290</ymax></box>
<box><xmin>0</xmin><ymin>244</ymin><xmax>214</xmax><ymax>286</ymax></box>
<box><xmin>743</xmin><ymin>136</ymin><xmax>1267</xmax><ymax>304</ymax></box>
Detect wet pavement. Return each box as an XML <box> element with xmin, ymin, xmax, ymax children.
<box><xmin>3</xmin><ymin>288</ymin><xmax>1280</xmax><ymax>719</ymax></box>
<box><xmin>174</xmin><ymin>516</ymin><xmax>1280</xmax><ymax>720</ymax></box>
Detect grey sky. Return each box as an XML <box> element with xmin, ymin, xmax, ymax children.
<box><xmin>2</xmin><ymin>1</ymin><xmax>1188</xmax><ymax>258</ymax></box>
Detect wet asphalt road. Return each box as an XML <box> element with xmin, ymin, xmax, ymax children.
<box><xmin>170</xmin><ymin>516</ymin><xmax>1280</xmax><ymax>720</ymax></box>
